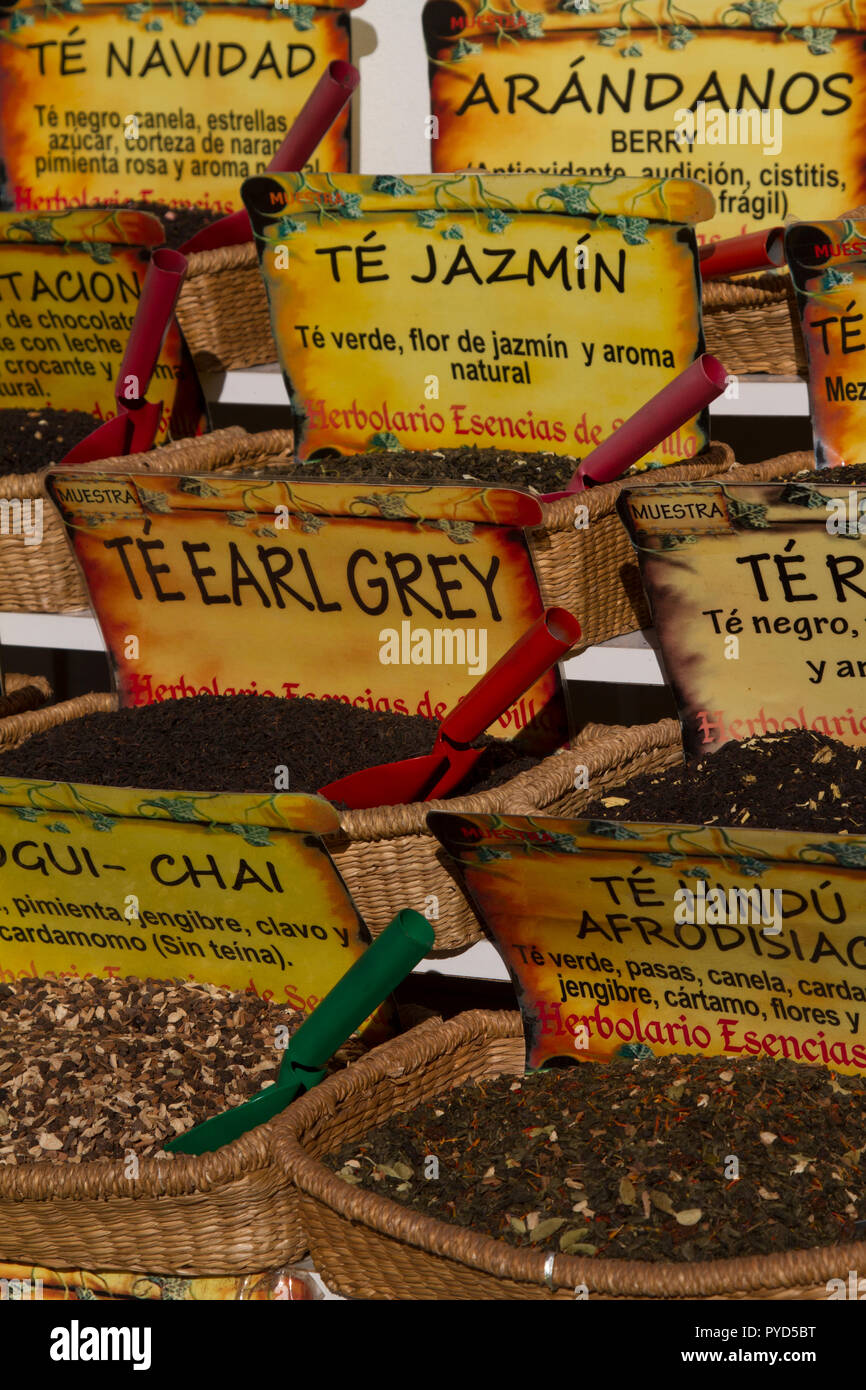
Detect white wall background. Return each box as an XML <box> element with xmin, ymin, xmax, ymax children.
<box><xmin>353</xmin><ymin>0</ymin><xmax>434</xmax><ymax>174</ymax></box>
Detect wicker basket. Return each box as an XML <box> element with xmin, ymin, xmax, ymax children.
<box><xmin>0</xmin><ymin>690</ymin><xmax>116</xmax><ymax>753</ymax></box>
<box><xmin>13</xmin><ymin>713</ymin><xmax>652</xmax><ymax>1278</ymax></box>
<box><xmin>702</xmin><ymin>273</ymin><xmax>806</xmax><ymax>377</ymax></box>
<box><xmin>529</xmin><ymin>443</ymin><xmax>819</xmax><ymax>652</ymax></box>
<box><xmin>236</xmin><ymin>439</ymin><xmax>734</xmax><ymax>655</ymax></box>
<box><xmin>0</xmin><ymin>450</ymin><xmax>817</xmax><ymax>952</ymax></box>
<box><xmin>330</xmin><ymin>717</ymin><xmax>684</xmax><ymax>948</ymax></box>
<box><xmin>532</xmin><ymin>443</ymin><xmax>733</xmax><ymax>650</ymax></box>
<box><xmin>0</xmin><ymin>1093</ymin><xmax>307</xmax><ymax>1276</ymax></box>
<box><xmin>0</xmin><ymin>721</ymin><xmax>665</xmax><ymax>1274</ymax></box>
<box><xmin>0</xmin><ymin>426</ymin><xmax>294</xmax><ymax>614</ymax></box>
<box><xmin>0</xmin><ymin>669</ymin><xmax>680</xmax><ymax>953</ymax></box>
<box><xmin>0</xmin><ymin>673</ymin><xmax>51</xmax><ymax>725</ymax></box>
<box><xmin>700</xmin><ymin>202</ymin><xmax>866</xmax><ymax>378</ymax></box>
<box><xmin>175</xmin><ymin>245</ymin><xmax>807</xmax><ymax>380</ymax></box>
<box><xmin>176</xmin><ymin>244</ymin><xmax>276</xmax><ymax>373</ymax></box>
<box><xmin>278</xmin><ymin>1008</ymin><xmax>866</xmax><ymax>1300</ymax></box>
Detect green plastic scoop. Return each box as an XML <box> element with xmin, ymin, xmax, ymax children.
<box><xmin>165</xmin><ymin>909</ymin><xmax>435</xmax><ymax>1156</ymax></box>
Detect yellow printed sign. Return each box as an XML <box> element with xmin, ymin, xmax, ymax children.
<box><xmin>429</xmin><ymin>809</ymin><xmax>866</xmax><ymax>1076</ymax></box>
<box><xmin>47</xmin><ymin>469</ymin><xmax>569</xmax><ymax>749</ymax></box>
<box><xmin>0</xmin><ymin>1259</ymin><xmax>304</xmax><ymax>1301</ymax></box>
<box><xmin>618</xmin><ymin>479</ymin><xmax>866</xmax><ymax>756</ymax></box>
<box><xmin>786</xmin><ymin>218</ymin><xmax>866</xmax><ymax>469</ymax></box>
<box><xmin>0</xmin><ymin>209</ymin><xmax>203</xmax><ymax>438</ymax></box>
<box><xmin>0</xmin><ymin>777</ymin><xmax>389</xmax><ymax>1038</ymax></box>
<box><xmin>0</xmin><ymin>0</ymin><xmax>362</xmax><ymax>213</ymax></box>
<box><xmin>242</xmin><ymin>171</ymin><xmax>712</xmax><ymax>469</ymax></box>
<box><xmin>423</xmin><ymin>0</ymin><xmax>866</xmax><ymax>240</ymax></box>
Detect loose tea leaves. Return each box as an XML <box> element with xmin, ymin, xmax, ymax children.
<box><xmin>0</xmin><ymin>694</ymin><xmax>537</xmax><ymax>797</ymax></box>
<box><xmin>114</xmin><ymin>200</ymin><xmax>223</xmax><ymax>251</ymax></box>
<box><xmin>0</xmin><ymin>684</ymin><xmax>49</xmax><ymax>720</ymax></box>
<box><xmin>0</xmin><ymin>408</ymin><xmax>101</xmax><ymax>475</ymax></box>
<box><xmin>282</xmin><ymin>446</ymin><xmax>582</xmax><ymax>494</ymax></box>
<box><xmin>0</xmin><ymin>975</ymin><xmax>304</xmax><ymax>1164</ymax></box>
<box><xmin>583</xmin><ymin>730</ymin><xmax>866</xmax><ymax>834</ymax></box>
<box><xmin>787</xmin><ymin>464</ymin><xmax>866</xmax><ymax>484</ymax></box>
<box><xmin>325</xmin><ymin>1055</ymin><xmax>866</xmax><ymax>1262</ymax></box>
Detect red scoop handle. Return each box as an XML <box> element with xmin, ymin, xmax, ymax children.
<box><xmin>699</xmin><ymin>227</ymin><xmax>785</xmax><ymax>280</ymax></box>
<box><xmin>116</xmin><ymin>247</ymin><xmax>186</xmax><ymax>409</ymax></box>
<box><xmin>179</xmin><ymin>60</ymin><xmax>359</xmax><ymax>255</ymax></box>
<box><xmin>274</xmin><ymin>58</ymin><xmax>359</xmax><ymax>171</ymax></box>
<box><xmin>567</xmin><ymin>354</ymin><xmax>728</xmax><ymax>493</ymax></box>
<box><xmin>441</xmin><ymin>608</ymin><xmax>581</xmax><ymax>747</ymax></box>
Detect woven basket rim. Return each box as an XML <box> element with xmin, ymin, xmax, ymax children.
<box><xmin>0</xmin><ymin>425</ymin><xmax>246</xmax><ymax>493</ymax></box>
<box><xmin>1</xmin><ymin>674</ymin><xmax>52</xmax><ymax>708</ymax></box>
<box><xmin>0</xmin><ymin>698</ymin><xmax>679</xmax><ymax>849</ymax></box>
<box><xmin>729</xmin><ymin>449</ymin><xmax>816</xmax><ymax>478</ymax></box>
<box><xmin>702</xmin><ymin>270</ymin><xmax>792</xmax><ymax>310</ymax></box>
<box><xmin>534</xmin><ymin>446</ymin><xmax>815</xmax><ymax>541</ymax></box>
<box><xmin>336</xmin><ymin>717</ymin><xmax>684</xmax><ymax>842</ymax></box>
<box><xmin>0</xmin><ymin>426</ymin><xmax>295</xmax><ymax>497</ymax></box>
<box><xmin>0</xmin><ymin>694</ymin><xmax>678</xmax><ymax>861</ymax></box>
<box><xmin>277</xmin><ymin>1009</ymin><xmax>866</xmax><ymax>1298</ymax></box>
<box><xmin>0</xmin><ymin>712</ymin><xmax>680</xmax><ymax>1203</ymax></box>
<box><xmin>0</xmin><ymin>691</ymin><xmax>118</xmax><ymax>747</ymax></box>
<box><xmin>0</xmin><ymin>1057</ymin><xmax>280</xmax><ymax>1203</ymax></box>
<box><xmin>183</xmin><ymin>241</ymin><xmax>258</xmax><ymax>277</ymax></box>
<box><xmin>538</xmin><ymin>440</ymin><xmax>735</xmax><ymax>531</ymax></box>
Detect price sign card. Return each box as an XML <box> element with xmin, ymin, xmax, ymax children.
<box><xmin>242</xmin><ymin>170</ymin><xmax>712</xmax><ymax>467</ymax></box>
<box><xmin>423</xmin><ymin>0</ymin><xmax>866</xmax><ymax>240</ymax></box>
<box><xmin>0</xmin><ymin>0</ymin><xmax>362</xmax><ymax>212</ymax></box>
<box><xmin>429</xmin><ymin>809</ymin><xmax>866</xmax><ymax>1076</ymax></box>
<box><xmin>47</xmin><ymin>469</ymin><xmax>569</xmax><ymax>751</ymax></box>
<box><xmin>0</xmin><ymin>779</ymin><xmax>390</xmax><ymax>1040</ymax></box>
<box><xmin>787</xmin><ymin>217</ymin><xmax>866</xmax><ymax>469</ymax></box>
<box><xmin>0</xmin><ymin>209</ymin><xmax>204</xmax><ymax>441</ymax></box>
<box><xmin>618</xmin><ymin>477</ymin><xmax>866</xmax><ymax>756</ymax></box>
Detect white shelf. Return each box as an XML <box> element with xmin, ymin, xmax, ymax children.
<box><xmin>413</xmin><ymin>940</ymin><xmax>508</xmax><ymax>983</ymax></box>
<box><xmin>564</xmin><ymin>629</ymin><xmax>665</xmax><ymax>686</ymax></box>
<box><xmin>0</xmin><ymin>610</ymin><xmax>105</xmax><ymax>652</ymax></box>
<box><xmin>203</xmin><ymin>362</ymin><xmax>289</xmax><ymax>408</ymax></box>
<box><xmin>710</xmin><ymin>374</ymin><xmax>810</xmax><ymax>417</ymax></box>
<box><xmin>202</xmin><ymin>363</ymin><xmax>810</xmax><ymax>417</ymax></box>
<box><xmin>0</xmin><ymin>610</ymin><xmax>665</xmax><ymax>685</ymax></box>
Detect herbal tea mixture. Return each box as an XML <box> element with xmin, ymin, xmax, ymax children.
<box><xmin>583</xmin><ymin>730</ymin><xmax>866</xmax><ymax>834</ymax></box>
<box><xmin>0</xmin><ymin>975</ymin><xmax>303</xmax><ymax>1164</ymax></box>
<box><xmin>327</xmin><ymin>1055</ymin><xmax>866</xmax><ymax>1262</ymax></box>
<box><xmin>0</xmin><ymin>694</ymin><xmax>537</xmax><ymax>796</ymax></box>
<box><xmin>0</xmin><ymin>408</ymin><xmax>101</xmax><ymax>475</ymax></box>
<box><xmin>115</xmin><ymin>199</ymin><xmax>222</xmax><ymax>249</ymax></box>
<box><xmin>280</xmin><ymin>445</ymin><xmax>582</xmax><ymax>493</ymax></box>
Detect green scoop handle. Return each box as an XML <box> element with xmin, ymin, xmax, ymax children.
<box><xmin>165</xmin><ymin>909</ymin><xmax>435</xmax><ymax>1155</ymax></box>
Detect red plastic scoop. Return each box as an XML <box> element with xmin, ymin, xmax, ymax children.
<box><xmin>542</xmin><ymin>354</ymin><xmax>728</xmax><ymax>502</ymax></box>
<box><xmin>699</xmin><ymin>226</ymin><xmax>785</xmax><ymax>280</ymax></box>
<box><xmin>179</xmin><ymin>59</ymin><xmax>360</xmax><ymax>255</ymax></box>
<box><xmin>319</xmin><ymin>607</ymin><xmax>582</xmax><ymax>811</ymax></box>
<box><xmin>60</xmin><ymin>248</ymin><xmax>187</xmax><ymax>464</ymax></box>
